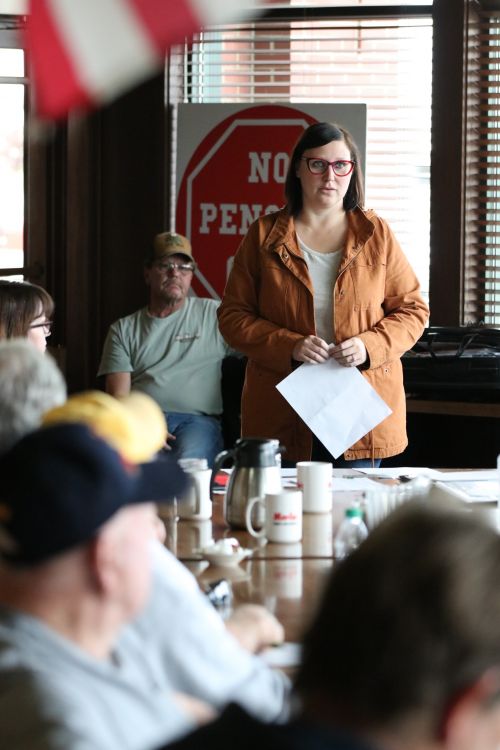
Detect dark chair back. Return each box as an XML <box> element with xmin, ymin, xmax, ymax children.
<box><xmin>221</xmin><ymin>355</ymin><xmax>247</xmax><ymax>449</ymax></box>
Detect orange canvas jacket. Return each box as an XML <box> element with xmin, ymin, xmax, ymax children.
<box><xmin>218</xmin><ymin>207</ymin><xmax>429</xmax><ymax>462</ymax></box>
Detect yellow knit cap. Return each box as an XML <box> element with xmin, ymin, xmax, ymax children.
<box><xmin>42</xmin><ymin>390</ymin><xmax>167</xmax><ymax>463</ymax></box>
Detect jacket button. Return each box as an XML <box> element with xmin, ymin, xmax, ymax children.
<box><xmin>282</xmin><ymin>252</ymin><xmax>288</xmax><ymax>260</ymax></box>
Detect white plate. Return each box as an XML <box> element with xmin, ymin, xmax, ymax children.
<box><xmin>200</xmin><ymin>547</ymin><xmax>253</xmax><ymax>567</ymax></box>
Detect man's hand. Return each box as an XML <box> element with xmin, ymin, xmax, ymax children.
<box><xmin>329</xmin><ymin>337</ymin><xmax>367</xmax><ymax>368</ymax></box>
<box><xmin>292</xmin><ymin>335</ymin><xmax>330</xmax><ymax>364</ymax></box>
<box><xmin>173</xmin><ymin>692</ymin><xmax>216</xmax><ymax>725</ymax></box>
<box><xmin>163</xmin><ymin>432</ymin><xmax>176</xmax><ymax>451</ymax></box>
<box><xmin>225</xmin><ymin>604</ymin><xmax>285</xmax><ymax>653</ymax></box>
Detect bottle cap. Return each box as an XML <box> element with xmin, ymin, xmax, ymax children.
<box><xmin>346</xmin><ymin>506</ymin><xmax>363</xmax><ymax>518</ymax></box>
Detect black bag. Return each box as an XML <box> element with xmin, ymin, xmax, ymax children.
<box><xmin>402</xmin><ymin>326</ymin><xmax>500</xmax><ymax>400</ymax></box>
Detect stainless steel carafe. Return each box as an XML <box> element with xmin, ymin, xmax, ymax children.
<box><xmin>211</xmin><ymin>438</ymin><xmax>283</xmax><ymax>529</ymax></box>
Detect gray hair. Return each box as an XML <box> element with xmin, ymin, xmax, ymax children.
<box><xmin>0</xmin><ymin>340</ymin><xmax>66</xmax><ymax>454</ymax></box>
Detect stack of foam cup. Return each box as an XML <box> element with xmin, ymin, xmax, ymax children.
<box><xmin>296</xmin><ymin>461</ymin><xmax>333</xmax><ymax>513</ymax></box>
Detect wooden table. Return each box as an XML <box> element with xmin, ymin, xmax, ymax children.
<box><xmin>158</xmin><ymin>494</ymin><xmax>341</xmax><ymax>643</ymax></box>
<box><xmin>159</xmin><ymin>468</ymin><xmax>498</xmax><ymax>643</ymax></box>
<box><xmin>183</xmin><ymin>556</ymin><xmax>332</xmax><ymax>643</ymax></box>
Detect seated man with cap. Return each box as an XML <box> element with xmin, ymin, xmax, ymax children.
<box><xmin>41</xmin><ymin>390</ymin><xmax>290</xmax><ymax>724</ymax></box>
<box><xmin>0</xmin><ymin>421</ymin><xmax>200</xmax><ymax>750</ymax></box>
<box><xmin>98</xmin><ymin>231</ymin><xmax>232</xmax><ymax>467</ymax></box>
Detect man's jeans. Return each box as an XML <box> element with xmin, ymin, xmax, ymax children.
<box><xmin>165</xmin><ymin>412</ymin><xmax>223</xmax><ymax>469</ymax></box>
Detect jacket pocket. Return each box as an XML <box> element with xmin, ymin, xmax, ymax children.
<box><xmin>259</xmin><ymin>261</ymin><xmax>312</xmax><ymax>333</ymax></box>
<box><xmin>348</xmin><ymin>259</ymin><xmax>387</xmax><ymax>311</ymax></box>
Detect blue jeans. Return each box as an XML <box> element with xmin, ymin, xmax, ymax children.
<box><xmin>164</xmin><ymin>412</ymin><xmax>223</xmax><ymax>469</ymax></box>
<box><xmin>327</xmin><ymin>457</ymin><xmax>381</xmax><ymax>469</ymax></box>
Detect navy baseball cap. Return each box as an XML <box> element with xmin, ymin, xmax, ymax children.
<box><xmin>0</xmin><ymin>423</ymin><xmax>188</xmax><ymax>566</ymax></box>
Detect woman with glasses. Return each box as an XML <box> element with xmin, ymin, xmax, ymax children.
<box><xmin>218</xmin><ymin>122</ymin><xmax>429</xmax><ymax>467</ymax></box>
<box><xmin>0</xmin><ymin>280</ymin><xmax>54</xmax><ymax>353</ymax></box>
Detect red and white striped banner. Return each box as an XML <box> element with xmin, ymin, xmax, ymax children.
<box><xmin>27</xmin><ymin>0</ymin><xmax>263</xmax><ymax>120</ymax></box>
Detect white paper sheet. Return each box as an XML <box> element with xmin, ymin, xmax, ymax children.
<box><xmin>276</xmin><ymin>359</ymin><xmax>392</xmax><ymax>458</ymax></box>
<box><xmin>431</xmin><ymin>469</ymin><xmax>499</xmax><ymax>482</ymax></box>
<box><xmin>283</xmin><ymin>467</ymin><xmax>443</xmax><ymax>492</ymax></box>
<box><xmin>428</xmin><ymin>470</ymin><xmax>499</xmax><ymax>504</ymax></box>
<box><xmin>355</xmin><ymin>466</ymin><xmax>441</xmax><ymax>479</ymax></box>
<box><xmin>430</xmin><ymin>480</ymin><xmax>499</xmax><ymax>506</ymax></box>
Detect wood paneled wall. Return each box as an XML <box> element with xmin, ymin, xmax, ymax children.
<box><xmin>28</xmin><ymin>73</ymin><xmax>166</xmax><ymax>393</ymax></box>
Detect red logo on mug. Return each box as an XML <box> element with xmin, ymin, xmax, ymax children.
<box><xmin>274</xmin><ymin>512</ymin><xmax>297</xmax><ymax>522</ymax></box>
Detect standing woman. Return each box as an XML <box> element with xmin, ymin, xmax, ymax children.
<box><xmin>217</xmin><ymin>122</ymin><xmax>429</xmax><ymax>467</ymax></box>
<box><xmin>0</xmin><ymin>280</ymin><xmax>54</xmax><ymax>353</ymax></box>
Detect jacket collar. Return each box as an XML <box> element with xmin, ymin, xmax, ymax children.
<box><xmin>263</xmin><ymin>208</ymin><xmax>297</xmax><ymax>253</ymax></box>
<box><xmin>339</xmin><ymin>207</ymin><xmax>375</xmax><ymax>271</ymax></box>
<box><xmin>347</xmin><ymin>206</ymin><xmax>375</xmax><ymax>245</ymax></box>
<box><xmin>262</xmin><ymin>206</ymin><xmax>375</xmax><ymax>257</ymax></box>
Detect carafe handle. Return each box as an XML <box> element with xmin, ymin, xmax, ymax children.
<box><xmin>210</xmin><ymin>448</ymin><xmax>234</xmax><ymax>497</ymax></box>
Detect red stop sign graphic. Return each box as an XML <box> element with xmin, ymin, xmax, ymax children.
<box><xmin>176</xmin><ymin>104</ymin><xmax>317</xmax><ymax>298</ymax></box>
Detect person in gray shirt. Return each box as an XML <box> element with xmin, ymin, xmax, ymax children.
<box><xmin>42</xmin><ymin>391</ymin><xmax>291</xmax><ymax>725</ymax></box>
<box><xmin>0</xmin><ymin>422</ymin><xmax>197</xmax><ymax>750</ymax></box>
<box><xmin>0</xmin><ymin>351</ymin><xmax>290</xmax><ymax>745</ymax></box>
<box><xmin>98</xmin><ymin>232</ymin><xmax>232</xmax><ymax>467</ymax></box>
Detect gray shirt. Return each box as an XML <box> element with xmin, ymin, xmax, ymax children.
<box><xmin>133</xmin><ymin>544</ymin><xmax>291</xmax><ymax>721</ymax></box>
<box><xmin>98</xmin><ymin>298</ymin><xmax>231</xmax><ymax>415</ymax></box>
<box><xmin>0</xmin><ymin>606</ymin><xmax>193</xmax><ymax>750</ymax></box>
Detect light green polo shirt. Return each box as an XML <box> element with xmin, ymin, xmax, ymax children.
<box><xmin>98</xmin><ymin>298</ymin><xmax>231</xmax><ymax>415</ymax></box>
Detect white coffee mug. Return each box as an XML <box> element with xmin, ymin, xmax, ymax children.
<box><xmin>296</xmin><ymin>461</ymin><xmax>333</xmax><ymax>513</ymax></box>
<box><xmin>245</xmin><ymin>489</ymin><xmax>302</xmax><ymax>543</ymax></box>
<box><xmin>178</xmin><ymin>468</ymin><xmax>212</xmax><ymax>520</ymax></box>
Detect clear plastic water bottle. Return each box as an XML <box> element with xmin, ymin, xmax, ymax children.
<box><xmin>334</xmin><ymin>505</ymin><xmax>369</xmax><ymax>559</ymax></box>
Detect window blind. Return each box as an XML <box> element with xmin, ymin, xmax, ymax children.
<box><xmin>463</xmin><ymin>4</ymin><xmax>500</xmax><ymax>326</ymax></box>
<box><xmin>0</xmin><ymin>24</ymin><xmax>26</xmax><ymax>278</ymax></box>
<box><xmin>167</xmin><ymin>9</ymin><xmax>432</xmax><ymax>298</ymax></box>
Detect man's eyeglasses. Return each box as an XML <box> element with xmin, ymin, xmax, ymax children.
<box><xmin>155</xmin><ymin>261</ymin><xmax>195</xmax><ymax>275</ymax></box>
<box><xmin>29</xmin><ymin>321</ymin><xmax>53</xmax><ymax>335</ymax></box>
<box><xmin>301</xmin><ymin>157</ymin><xmax>355</xmax><ymax>177</ymax></box>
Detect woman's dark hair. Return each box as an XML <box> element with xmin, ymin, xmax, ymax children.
<box><xmin>284</xmin><ymin>121</ymin><xmax>364</xmax><ymax>216</ymax></box>
<box><xmin>0</xmin><ymin>280</ymin><xmax>54</xmax><ymax>340</ymax></box>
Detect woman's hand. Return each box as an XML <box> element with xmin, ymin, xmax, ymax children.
<box><xmin>329</xmin><ymin>337</ymin><xmax>367</xmax><ymax>367</ymax></box>
<box><xmin>292</xmin><ymin>335</ymin><xmax>330</xmax><ymax>364</ymax></box>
